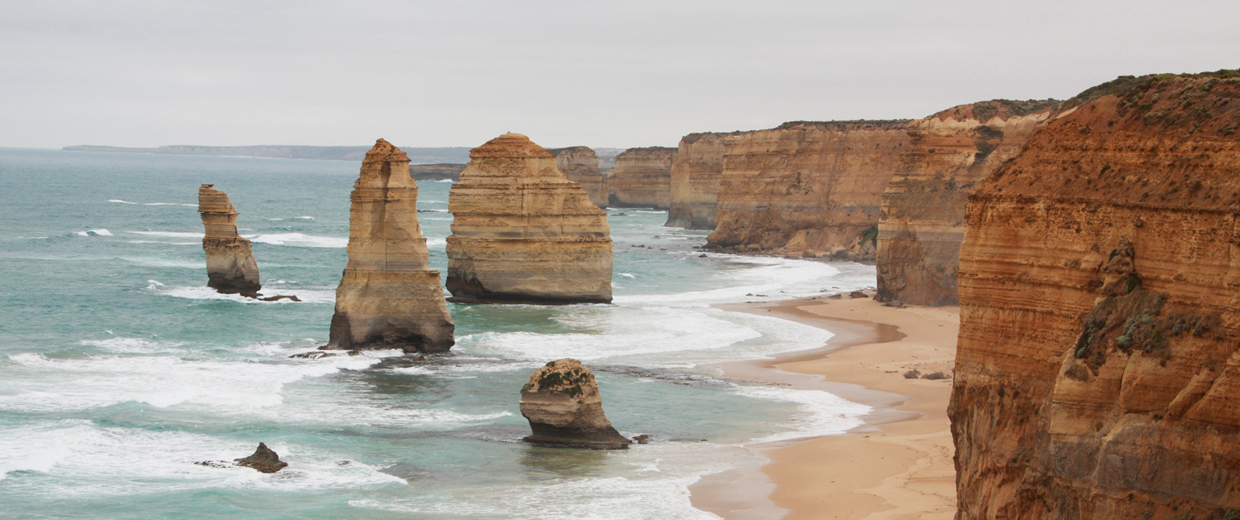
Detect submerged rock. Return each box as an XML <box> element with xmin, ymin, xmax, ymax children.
<box><xmin>519</xmin><ymin>359</ymin><xmax>631</xmax><ymax>450</ymax></box>
<box><xmin>234</xmin><ymin>443</ymin><xmax>288</xmax><ymax>473</ymax></box>
<box><xmin>198</xmin><ymin>184</ymin><xmax>261</xmax><ymax>294</ymax></box>
<box><xmin>328</xmin><ymin>139</ymin><xmax>455</xmax><ymax>353</ymax></box>
<box><xmin>446</xmin><ymin>133</ymin><xmax>613</xmax><ymax>304</ymax></box>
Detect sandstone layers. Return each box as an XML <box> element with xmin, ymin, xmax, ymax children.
<box><xmin>198</xmin><ymin>184</ymin><xmax>261</xmax><ymax>294</ymax></box>
<box><xmin>665</xmin><ymin>133</ymin><xmax>729</xmax><ymax>229</ymax></box>
<box><xmin>951</xmin><ymin>72</ymin><xmax>1240</xmax><ymax>519</ymax></box>
<box><xmin>708</xmin><ymin>121</ymin><xmax>911</xmax><ymax>260</ymax></box>
<box><xmin>446</xmin><ymin>133</ymin><xmax>613</xmax><ymax>304</ymax></box>
<box><xmin>876</xmin><ymin>99</ymin><xmax>1059</xmax><ymax>305</ymax></box>
<box><xmin>608</xmin><ymin>147</ymin><xmax>677</xmax><ymax>209</ymax></box>
<box><xmin>328</xmin><ymin>139</ymin><xmax>454</xmax><ymax>353</ymax></box>
<box><xmin>519</xmin><ymin>359</ymin><xmax>631</xmax><ymax>449</ymax></box>
<box><xmin>549</xmin><ymin>146</ymin><xmax>607</xmax><ymax>207</ymax></box>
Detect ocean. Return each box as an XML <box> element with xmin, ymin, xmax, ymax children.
<box><xmin>0</xmin><ymin>148</ymin><xmax>875</xmax><ymax>519</ymax></box>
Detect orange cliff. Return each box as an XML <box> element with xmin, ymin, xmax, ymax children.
<box><xmin>549</xmin><ymin>146</ymin><xmax>608</xmax><ymax>208</ymax></box>
<box><xmin>608</xmin><ymin>147</ymin><xmax>677</xmax><ymax>209</ymax></box>
<box><xmin>951</xmin><ymin>71</ymin><xmax>1240</xmax><ymax>519</ymax></box>
<box><xmin>876</xmin><ymin>99</ymin><xmax>1059</xmax><ymax>305</ymax></box>
<box><xmin>665</xmin><ymin>132</ymin><xmax>730</xmax><ymax>230</ymax></box>
<box><xmin>707</xmin><ymin>121</ymin><xmax>911</xmax><ymax>259</ymax></box>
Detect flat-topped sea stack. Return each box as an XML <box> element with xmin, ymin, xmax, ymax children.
<box><xmin>549</xmin><ymin>147</ymin><xmax>607</xmax><ymax>208</ymax></box>
<box><xmin>446</xmin><ymin>133</ymin><xmax>613</xmax><ymax>304</ymax></box>
<box><xmin>327</xmin><ymin>139</ymin><xmax>454</xmax><ymax>353</ymax></box>
<box><xmin>198</xmin><ymin>184</ymin><xmax>261</xmax><ymax>294</ymax></box>
<box><xmin>520</xmin><ymin>359</ymin><xmax>631</xmax><ymax>449</ymax></box>
<box><xmin>708</xmin><ymin>121</ymin><xmax>911</xmax><ymax>259</ymax></box>
<box><xmin>665</xmin><ymin>132</ymin><xmax>730</xmax><ymax>230</ymax></box>
<box><xmin>952</xmin><ymin>71</ymin><xmax>1240</xmax><ymax>519</ymax></box>
<box><xmin>608</xmin><ymin>147</ymin><xmax>676</xmax><ymax>209</ymax></box>
<box><xmin>876</xmin><ymin>99</ymin><xmax>1059</xmax><ymax>305</ymax></box>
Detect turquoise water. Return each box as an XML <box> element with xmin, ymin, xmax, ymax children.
<box><xmin>0</xmin><ymin>148</ymin><xmax>875</xmax><ymax>519</ymax></box>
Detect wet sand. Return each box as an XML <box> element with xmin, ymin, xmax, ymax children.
<box><xmin>690</xmin><ymin>296</ymin><xmax>958</xmax><ymax>520</ymax></box>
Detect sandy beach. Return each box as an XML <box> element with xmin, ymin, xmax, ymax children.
<box><xmin>691</xmin><ymin>295</ymin><xmax>959</xmax><ymax>520</ymax></box>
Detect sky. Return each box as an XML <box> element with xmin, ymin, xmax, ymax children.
<box><xmin>2</xmin><ymin>0</ymin><xmax>1237</xmax><ymax>150</ymax></box>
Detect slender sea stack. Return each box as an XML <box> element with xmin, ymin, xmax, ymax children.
<box><xmin>198</xmin><ymin>184</ymin><xmax>261</xmax><ymax>294</ymax></box>
<box><xmin>446</xmin><ymin>133</ymin><xmax>613</xmax><ymax>304</ymax></box>
<box><xmin>519</xmin><ymin>359</ymin><xmax>631</xmax><ymax>449</ymax></box>
<box><xmin>327</xmin><ymin>139</ymin><xmax>454</xmax><ymax>353</ymax></box>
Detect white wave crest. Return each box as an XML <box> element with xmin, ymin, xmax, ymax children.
<box><xmin>244</xmin><ymin>233</ymin><xmax>347</xmax><ymax>248</ymax></box>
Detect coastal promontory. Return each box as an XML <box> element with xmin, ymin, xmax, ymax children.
<box><xmin>608</xmin><ymin>147</ymin><xmax>676</xmax><ymax>209</ymax></box>
<box><xmin>327</xmin><ymin>139</ymin><xmax>455</xmax><ymax>353</ymax></box>
<box><xmin>445</xmin><ymin>133</ymin><xmax>613</xmax><ymax>304</ymax></box>
<box><xmin>952</xmin><ymin>72</ymin><xmax>1240</xmax><ymax>519</ymax></box>
<box><xmin>198</xmin><ymin>184</ymin><xmax>261</xmax><ymax>295</ymax></box>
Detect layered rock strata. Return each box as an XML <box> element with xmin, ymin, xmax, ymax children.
<box><xmin>876</xmin><ymin>99</ymin><xmax>1059</xmax><ymax>305</ymax></box>
<box><xmin>608</xmin><ymin>147</ymin><xmax>677</xmax><ymax>209</ymax></box>
<box><xmin>708</xmin><ymin>121</ymin><xmax>911</xmax><ymax>260</ymax></box>
<box><xmin>328</xmin><ymin>139</ymin><xmax>454</xmax><ymax>353</ymax></box>
<box><xmin>665</xmin><ymin>132</ymin><xmax>730</xmax><ymax>229</ymax></box>
<box><xmin>446</xmin><ymin>133</ymin><xmax>612</xmax><ymax>304</ymax></box>
<box><xmin>549</xmin><ymin>146</ymin><xmax>607</xmax><ymax>207</ymax></box>
<box><xmin>951</xmin><ymin>71</ymin><xmax>1240</xmax><ymax>520</ymax></box>
<box><xmin>198</xmin><ymin>184</ymin><xmax>261</xmax><ymax>294</ymax></box>
<box><xmin>519</xmin><ymin>359</ymin><xmax>631</xmax><ymax>449</ymax></box>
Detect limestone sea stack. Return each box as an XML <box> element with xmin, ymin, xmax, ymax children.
<box><xmin>549</xmin><ymin>146</ymin><xmax>607</xmax><ymax>207</ymax></box>
<box><xmin>665</xmin><ymin>132</ymin><xmax>729</xmax><ymax>230</ymax></box>
<box><xmin>327</xmin><ymin>139</ymin><xmax>454</xmax><ymax>353</ymax></box>
<box><xmin>875</xmin><ymin>99</ymin><xmax>1059</xmax><ymax>305</ymax></box>
<box><xmin>708</xmin><ymin>121</ymin><xmax>911</xmax><ymax>259</ymax></box>
<box><xmin>446</xmin><ymin>133</ymin><xmax>612</xmax><ymax>304</ymax></box>
<box><xmin>952</xmin><ymin>72</ymin><xmax>1240</xmax><ymax>519</ymax></box>
<box><xmin>198</xmin><ymin>184</ymin><xmax>261</xmax><ymax>294</ymax></box>
<box><xmin>519</xmin><ymin>359</ymin><xmax>631</xmax><ymax>449</ymax></box>
<box><xmin>608</xmin><ymin>147</ymin><xmax>677</xmax><ymax>209</ymax></box>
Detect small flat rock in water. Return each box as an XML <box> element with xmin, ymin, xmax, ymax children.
<box><xmin>234</xmin><ymin>442</ymin><xmax>288</xmax><ymax>473</ymax></box>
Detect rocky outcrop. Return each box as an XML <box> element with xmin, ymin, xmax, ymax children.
<box><xmin>708</xmin><ymin>121</ymin><xmax>911</xmax><ymax>260</ymax></box>
<box><xmin>198</xmin><ymin>184</ymin><xmax>261</xmax><ymax>294</ymax></box>
<box><xmin>549</xmin><ymin>146</ymin><xmax>607</xmax><ymax>207</ymax></box>
<box><xmin>408</xmin><ymin>163</ymin><xmax>466</xmax><ymax>182</ymax></box>
<box><xmin>327</xmin><ymin>139</ymin><xmax>454</xmax><ymax>353</ymax></box>
<box><xmin>519</xmin><ymin>359</ymin><xmax>631</xmax><ymax>449</ymax></box>
<box><xmin>876</xmin><ymin>99</ymin><xmax>1059</xmax><ymax>305</ymax></box>
<box><xmin>665</xmin><ymin>133</ymin><xmax>730</xmax><ymax>230</ymax></box>
<box><xmin>608</xmin><ymin>147</ymin><xmax>677</xmax><ymax>209</ymax></box>
<box><xmin>951</xmin><ymin>71</ymin><xmax>1240</xmax><ymax>520</ymax></box>
<box><xmin>445</xmin><ymin>133</ymin><xmax>613</xmax><ymax>304</ymax></box>
<box><xmin>234</xmin><ymin>443</ymin><xmax>288</xmax><ymax>473</ymax></box>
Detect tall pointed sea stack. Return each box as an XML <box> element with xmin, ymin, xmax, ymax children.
<box><xmin>198</xmin><ymin>184</ymin><xmax>261</xmax><ymax>294</ymax></box>
<box><xmin>446</xmin><ymin>133</ymin><xmax>612</xmax><ymax>304</ymax></box>
<box><xmin>328</xmin><ymin>139</ymin><xmax>454</xmax><ymax>353</ymax></box>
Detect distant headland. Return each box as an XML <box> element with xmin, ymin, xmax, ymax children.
<box><xmin>62</xmin><ymin>144</ymin><xmax>472</xmax><ymax>164</ymax></box>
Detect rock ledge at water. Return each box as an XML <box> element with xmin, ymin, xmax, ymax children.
<box><xmin>519</xmin><ymin>359</ymin><xmax>631</xmax><ymax>450</ymax></box>
<box><xmin>234</xmin><ymin>443</ymin><xmax>288</xmax><ymax>473</ymax></box>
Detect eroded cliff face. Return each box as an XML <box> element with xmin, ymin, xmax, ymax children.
<box><xmin>708</xmin><ymin>121</ymin><xmax>911</xmax><ymax>259</ymax></box>
<box><xmin>198</xmin><ymin>184</ymin><xmax>261</xmax><ymax>294</ymax></box>
<box><xmin>446</xmin><ymin>133</ymin><xmax>613</xmax><ymax>304</ymax></box>
<box><xmin>328</xmin><ymin>139</ymin><xmax>455</xmax><ymax>353</ymax></box>
<box><xmin>951</xmin><ymin>72</ymin><xmax>1240</xmax><ymax>520</ymax></box>
<box><xmin>665</xmin><ymin>133</ymin><xmax>728</xmax><ymax>230</ymax></box>
<box><xmin>550</xmin><ymin>146</ymin><xmax>607</xmax><ymax>207</ymax></box>
<box><xmin>608</xmin><ymin>147</ymin><xmax>676</xmax><ymax>209</ymax></box>
<box><xmin>876</xmin><ymin>100</ymin><xmax>1059</xmax><ymax>305</ymax></box>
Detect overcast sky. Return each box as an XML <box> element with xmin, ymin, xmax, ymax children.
<box><xmin>2</xmin><ymin>0</ymin><xmax>1237</xmax><ymax>149</ymax></box>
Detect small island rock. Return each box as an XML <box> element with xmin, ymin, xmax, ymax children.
<box><xmin>519</xmin><ymin>359</ymin><xmax>631</xmax><ymax>449</ymax></box>
<box><xmin>234</xmin><ymin>442</ymin><xmax>287</xmax><ymax>473</ymax></box>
